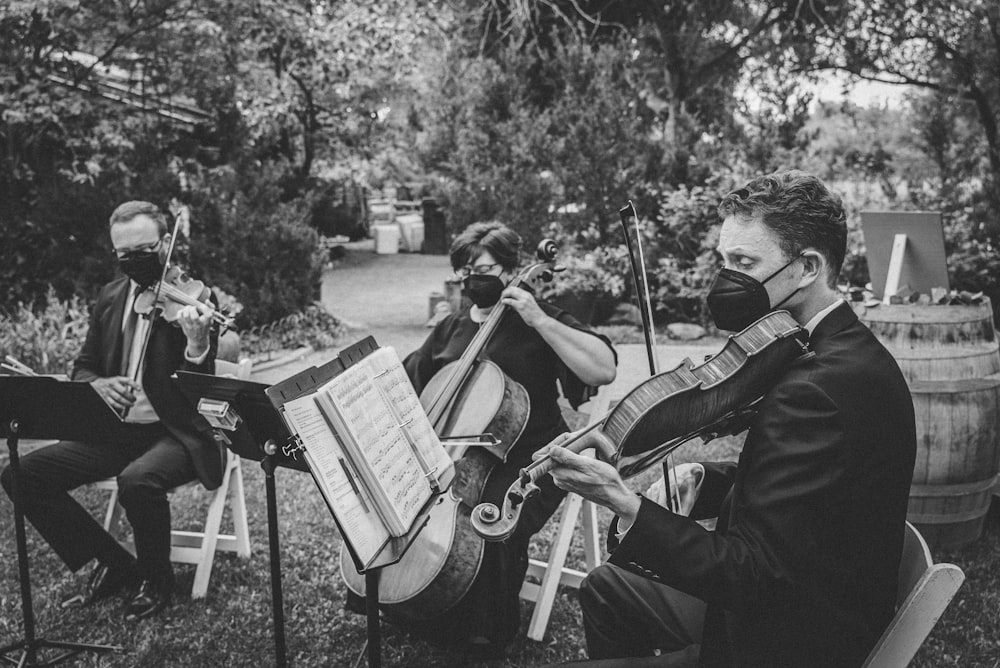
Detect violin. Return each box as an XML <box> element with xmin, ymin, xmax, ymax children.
<box><xmin>134</xmin><ymin>265</ymin><xmax>235</xmax><ymax>332</ymax></box>
<box><xmin>471</xmin><ymin>309</ymin><xmax>812</xmax><ymax>541</ymax></box>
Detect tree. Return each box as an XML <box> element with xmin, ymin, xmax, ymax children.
<box><xmin>815</xmin><ymin>0</ymin><xmax>1000</xmax><ymax>202</ymax></box>
<box><xmin>213</xmin><ymin>0</ymin><xmax>444</xmax><ymax>193</ymax></box>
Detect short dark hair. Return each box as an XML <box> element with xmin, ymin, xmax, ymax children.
<box><xmin>450</xmin><ymin>221</ymin><xmax>521</xmax><ymax>273</ymax></box>
<box><xmin>109</xmin><ymin>201</ymin><xmax>168</xmax><ymax>235</ymax></box>
<box><xmin>718</xmin><ymin>170</ymin><xmax>847</xmax><ymax>287</ymax></box>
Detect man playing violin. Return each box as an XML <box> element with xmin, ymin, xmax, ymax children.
<box><xmin>1</xmin><ymin>201</ymin><xmax>225</xmax><ymax>620</ymax></box>
<box><xmin>540</xmin><ymin>170</ymin><xmax>917</xmax><ymax>667</ymax></box>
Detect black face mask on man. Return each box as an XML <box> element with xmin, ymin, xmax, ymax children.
<box><xmin>706</xmin><ymin>253</ymin><xmax>804</xmax><ymax>332</ymax></box>
<box><xmin>118</xmin><ymin>251</ymin><xmax>163</xmax><ymax>288</ymax></box>
<box><xmin>463</xmin><ymin>274</ymin><xmax>506</xmax><ymax>309</ymax></box>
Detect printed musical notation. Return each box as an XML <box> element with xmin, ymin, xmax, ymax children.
<box><xmin>369</xmin><ymin>355</ymin><xmax>453</xmax><ymax>490</ymax></box>
<box><xmin>276</xmin><ymin>344</ymin><xmax>454</xmax><ymax>561</ymax></box>
<box><xmin>314</xmin><ymin>347</ymin><xmax>440</xmax><ymax>536</ymax></box>
<box><xmin>282</xmin><ymin>395</ymin><xmax>389</xmax><ymax>565</ymax></box>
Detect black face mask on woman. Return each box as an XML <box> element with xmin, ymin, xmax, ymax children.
<box><xmin>706</xmin><ymin>253</ymin><xmax>803</xmax><ymax>332</ymax></box>
<box><xmin>118</xmin><ymin>251</ymin><xmax>163</xmax><ymax>288</ymax></box>
<box><xmin>463</xmin><ymin>274</ymin><xmax>505</xmax><ymax>309</ymax></box>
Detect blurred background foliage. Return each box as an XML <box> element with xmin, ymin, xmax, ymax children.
<box><xmin>2</xmin><ymin>0</ymin><xmax>999</xmax><ymax>329</ymax></box>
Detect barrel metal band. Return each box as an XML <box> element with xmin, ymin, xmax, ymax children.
<box><xmin>910</xmin><ymin>473</ymin><xmax>1000</xmax><ymax>497</ymax></box>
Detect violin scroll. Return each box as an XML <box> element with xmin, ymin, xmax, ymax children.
<box><xmin>472</xmin><ymin>423</ymin><xmax>616</xmax><ymax>542</ymax></box>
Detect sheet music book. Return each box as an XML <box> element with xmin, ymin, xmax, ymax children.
<box><xmin>313</xmin><ymin>347</ymin><xmax>452</xmax><ymax>536</ymax></box>
<box><xmin>281</xmin><ymin>393</ymin><xmax>391</xmax><ymax>566</ymax></box>
<box><xmin>272</xmin><ymin>343</ymin><xmax>453</xmax><ymax>568</ymax></box>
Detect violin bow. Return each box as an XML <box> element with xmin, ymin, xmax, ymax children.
<box><xmin>618</xmin><ymin>201</ymin><xmax>681</xmax><ymax>513</ymax></box>
<box><xmin>122</xmin><ymin>206</ymin><xmax>188</xmax><ymax>417</ymax></box>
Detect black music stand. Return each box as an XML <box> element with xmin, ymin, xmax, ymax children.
<box><xmin>0</xmin><ymin>376</ymin><xmax>123</xmax><ymax>666</ymax></box>
<box><xmin>171</xmin><ymin>371</ymin><xmax>306</xmax><ymax>668</ymax></box>
<box><xmin>262</xmin><ymin>336</ymin><xmax>441</xmax><ymax>668</ymax></box>
<box><xmin>176</xmin><ymin>337</ymin><xmax>442</xmax><ymax>668</ymax></box>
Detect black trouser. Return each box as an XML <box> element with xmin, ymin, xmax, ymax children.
<box><xmin>0</xmin><ymin>422</ymin><xmax>196</xmax><ymax>581</ymax></box>
<box><xmin>577</xmin><ymin>563</ymin><xmax>705</xmax><ymax>666</ymax></box>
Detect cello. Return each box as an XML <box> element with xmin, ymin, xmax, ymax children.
<box><xmin>339</xmin><ymin>240</ymin><xmax>564</xmax><ymax>619</ymax></box>
<box><xmin>471</xmin><ymin>309</ymin><xmax>813</xmax><ymax>541</ymax></box>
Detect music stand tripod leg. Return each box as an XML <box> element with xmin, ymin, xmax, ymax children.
<box><xmin>2</xmin><ymin>420</ymin><xmax>121</xmax><ymax>667</ymax></box>
<box><xmin>262</xmin><ymin>455</ymin><xmax>288</xmax><ymax>668</ymax></box>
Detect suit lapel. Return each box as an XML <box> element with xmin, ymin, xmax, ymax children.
<box><xmin>105</xmin><ymin>278</ymin><xmax>130</xmax><ymax>376</ymax></box>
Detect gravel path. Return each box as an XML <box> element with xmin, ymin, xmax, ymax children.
<box><xmin>253</xmin><ymin>239</ymin><xmax>722</xmax><ymax>392</ymax></box>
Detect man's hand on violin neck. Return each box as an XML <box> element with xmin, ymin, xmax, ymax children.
<box><xmin>177</xmin><ymin>302</ymin><xmax>213</xmax><ymax>356</ymax></box>
<box><xmin>92</xmin><ymin>376</ymin><xmax>140</xmax><ymax>412</ymax></box>
<box><xmin>541</xmin><ymin>443</ymin><xmax>641</xmax><ymax>526</ymax></box>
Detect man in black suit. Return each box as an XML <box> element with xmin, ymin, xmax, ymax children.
<box><xmin>1</xmin><ymin>201</ymin><xmax>225</xmax><ymax>620</ymax></box>
<box><xmin>540</xmin><ymin>171</ymin><xmax>917</xmax><ymax>667</ymax></box>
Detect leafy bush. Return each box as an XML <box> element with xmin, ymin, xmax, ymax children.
<box><xmin>416</xmin><ymin>52</ymin><xmax>559</xmax><ymax>242</ymax></box>
<box><xmin>416</xmin><ymin>34</ymin><xmax>664</xmax><ymax>248</ymax></box>
<box><xmin>0</xmin><ymin>288</ymin><xmax>90</xmax><ymax>375</ymax></box>
<box><xmin>185</xmin><ymin>161</ymin><xmax>326</xmax><ymax>328</ymax></box>
<box><xmin>540</xmin><ymin>244</ymin><xmax>628</xmax><ymax>301</ymax></box>
<box><xmin>647</xmin><ymin>180</ymin><xmax>735</xmax><ymax>324</ymax></box>
<box><xmin>240</xmin><ymin>303</ymin><xmax>346</xmax><ymax>358</ymax></box>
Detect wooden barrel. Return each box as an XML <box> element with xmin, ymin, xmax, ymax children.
<box><xmin>856</xmin><ymin>298</ymin><xmax>1000</xmax><ymax>549</ymax></box>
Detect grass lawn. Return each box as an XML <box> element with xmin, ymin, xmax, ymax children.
<box><xmin>3</xmin><ymin>320</ymin><xmax>998</xmax><ymax>666</ymax></box>
<box><xmin>3</xmin><ymin>434</ymin><xmax>998</xmax><ymax>667</ymax></box>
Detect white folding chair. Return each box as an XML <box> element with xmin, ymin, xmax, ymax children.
<box><xmin>95</xmin><ymin>357</ymin><xmax>253</xmax><ymax>599</ymax></box>
<box><xmin>862</xmin><ymin>521</ymin><xmax>965</xmax><ymax>667</ymax></box>
<box><xmin>520</xmin><ymin>389</ymin><xmax>610</xmax><ymax>641</ymax></box>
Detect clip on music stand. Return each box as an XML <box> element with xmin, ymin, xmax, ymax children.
<box><xmin>262</xmin><ymin>336</ymin><xmax>442</xmax><ymax>668</ymax></box>
<box><xmin>171</xmin><ymin>370</ymin><xmax>305</xmax><ymax>668</ymax></box>
<box><xmin>0</xmin><ymin>376</ymin><xmax>123</xmax><ymax>666</ymax></box>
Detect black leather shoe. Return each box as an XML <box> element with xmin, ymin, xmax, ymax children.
<box><xmin>125</xmin><ymin>575</ymin><xmax>173</xmax><ymax>621</ymax></box>
<box><xmin>82</xmin><ymin>562</ymin><xmax>139</xmax><ymax>606</ymax></box>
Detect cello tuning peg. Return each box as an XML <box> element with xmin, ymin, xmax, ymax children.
<box><xmin>553</xmin><ymin>264</ymin><xmax>566</xmax><ymax>273</ymax></box>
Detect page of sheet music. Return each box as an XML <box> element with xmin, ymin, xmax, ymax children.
<box><xmin>316</xmin><ymin>355</ymin><xmax>431</xmax><ymax>536</ymax></box>
<box><xmin>366</xmin><ymin>347</ymin><xmax>453</xmax><ymax>490</ymax></box>
<box><xmin>282</xmin><ymin>394</ymin><xmax>389</xmax><ymax>565</ymax></box>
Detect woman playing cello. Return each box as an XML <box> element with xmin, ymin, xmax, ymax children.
<box><xmin>397</xmin><ymin>221</ymin><xmax>616</xmax><ymax>654</ymax></box>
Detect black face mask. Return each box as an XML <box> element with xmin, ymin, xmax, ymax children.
<box><xmin>463</xmin><ymin>274</ymin><xmax>505</xmax><ymax>309</ymax></box>
<box><xmin>118</xmin><ymin>251</ymin><xmax>163</xmax><ymax>288</ymax></box>
<box><xmin>706</xmin><ymin>254</ymin><xmax>803</xmax><ymax>332</ymax></box>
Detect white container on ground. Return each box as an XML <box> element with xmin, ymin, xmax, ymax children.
<box><xmin>373</xmin><ymin>224</ymin><xmax>400</xmax><ymax>254</ymax></box>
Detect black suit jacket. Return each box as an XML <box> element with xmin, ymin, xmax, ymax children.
<box><xmin>608</xmin><ymin>303</ymin><xmax>917</xmax><ymax>668</ymax></box>
<box><xmin>72</xmin><ymin>276</ymin><xmax>226</xmax><ymax>490</ymax></box>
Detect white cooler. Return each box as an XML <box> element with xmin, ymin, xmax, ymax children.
<box><xmin>373</xmin><ymin>224</ymin><xmax>400</xmax><ymax>254</ymax></box>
